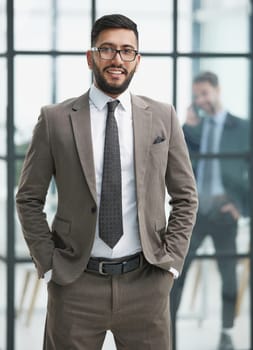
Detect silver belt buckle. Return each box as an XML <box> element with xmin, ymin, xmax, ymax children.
<box><xmin>98</xmin><ymin>260</ymin><xmax>116</xmax><ymax>275</ymax></box>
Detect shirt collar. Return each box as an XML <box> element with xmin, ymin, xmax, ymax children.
<box><xmin>89</xmin><ymin>84</ymin><xmax>131</xmax><ymax>112</ymax></box>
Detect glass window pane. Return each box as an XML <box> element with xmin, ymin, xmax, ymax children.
<box><xmin>181</xmin><ymin>157</ymin><xmax>250</xmax><ymax>256</ymax></box>
<box><xmin>131</xmin><ymin>57</ymin><xmax>173</xmax><ymax>104</ymax></box>
<box><xmin>174</xmin><ymin>258</ymin><xmax>250</xmax><ymax>350</ymax></box>
<box><xmin>15</xmin><ymin>56</ymin><xmax>52</xmax><ymax>154</ymax></box>
<box><xmin>191</xmin><ymin>159</ymin><xmax>250</xmax><ymax>255</ymax></box>
<box><xmin>177</xmin><ymin>58</ymin><xmax>250</xmax><ymax>123</ymax></box>
<box><xmin>0</xmin><ymin>261</ymin><xmax>6</xmax><ymax>350</ymax></box>
<box><xmin>15</xmin><ymin>263</ymin><xmax>47</xmax><ymax>349</ymax></box>
<box><xmin>0</xmin><ymin>0</ymin><xmax>6</xmax><ymax>53</ymax></box>
<box><xmin>14</xmin><ymin>0</ymin><xmax>52</xmax><ymax>50</ymax></box>
<box><xmin>56</xmin><ymin>0</ymin><xmax>90</xmax><ymax>51</ymax></box>
<box><xmin>0</xmin><ymin>58</ymin><xmax>7</xmax><ymax>156</ymax></box>
<box><xmin>96</xmin><ymin>0</ymin><xmax>173</xmax><ymax>52</ymax></box>
<box><xmin>56</xmin><ymin>56</ymin><xmax>90</xmax><ymax>102</ymax></box>
<box><xmin>0</xmin><ymin>160</ymin><xmax>7</xmax><ymax>257</ymax></box>
<box><xmin>178</xmin><ymin>0</ymin><xmax>250</xmax><ymax>53</ymax></box>
<box><xmin>173</xmin><ymin>55</ymin><xmax>251</xmax><ymax>349</ymax></box>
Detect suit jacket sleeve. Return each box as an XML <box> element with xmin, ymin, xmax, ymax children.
<box><xmin>16</xmin><ymin>108</ymin><xmax>55</xmax><ymax>278</ymax></box>
<box><xmin>164</xmin><ymin>106</ymin><xmax>198</xmax><ymax>273</ymax></box>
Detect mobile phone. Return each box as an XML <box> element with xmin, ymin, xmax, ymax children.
<box><xmin>192</xmin><ymin>103</ymin><xmax>205</xmax><ymax>118</ymax></box>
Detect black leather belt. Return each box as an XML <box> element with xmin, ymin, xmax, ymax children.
<box><xmin>86</xmin><ymin>253</ymin><xmax>142</xmax><ymax>276</ymax></box>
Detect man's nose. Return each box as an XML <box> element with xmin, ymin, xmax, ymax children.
<box><xmin>111</xmin><ymin>51</ymin><xmax>123</xmax><ymax>63</ymax></box>
<box><xmin>195</xmin><ymin>96</ymin><xmax>204</xmax><ymax>105</ymax></box>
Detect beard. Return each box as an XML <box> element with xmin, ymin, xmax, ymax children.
<box><xmin>92</xmin><ymin>59</ymin><xmax>137</xmax><ymax>96</ymax></box>
<box><xmin>203</xmin><ymin>103</ymin><xmax>216</xmax><ymax>116</ymax></box>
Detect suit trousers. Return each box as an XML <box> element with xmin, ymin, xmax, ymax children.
<box><xmin>43</xmin><ymin>255</ymin><xmax>174</xmax><ymax>350</ymax></box>
<box><xmin>171</xmin><ymin>211</ymin><xmax>237</xmax><ymax>330</ymax></box>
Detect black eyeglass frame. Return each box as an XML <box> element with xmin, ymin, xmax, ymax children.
<box><xmin>91</xmin><ymin>47</ymin><xmax>139</xmax><ymax>62</ymax></box>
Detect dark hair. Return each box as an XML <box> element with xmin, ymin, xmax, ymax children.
<box><xmin>91</xmin><ymin>14</ymin><xmax>139</xmax><ymax>47</ymax></box>
<box><xmin>193</xmin><ymin>71</ymin><xmax>219</xmax><ymax>87</ymax></box>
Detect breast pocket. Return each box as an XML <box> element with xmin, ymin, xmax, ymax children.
<box><xmin>149</xmin><ymin>141</ymin><xmax>169</xmax><ymax>168</ymax></box>
<box><xmin>150</xmin><ymin>139</ymin><xmax>168</xmax><ymax>152</ymax></box>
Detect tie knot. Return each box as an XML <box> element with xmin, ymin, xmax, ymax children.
<box><xmin>107</xmin><ymin>100</ymin><xmax>119</xmax><ymax>113</ymax></box>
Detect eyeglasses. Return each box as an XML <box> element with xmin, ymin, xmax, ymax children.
<box><xmin>91</xmin><ymin>47</ymin><xmax>138</xmax><ymax>62</ymax></box>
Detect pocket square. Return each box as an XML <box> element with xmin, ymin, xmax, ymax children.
<box><xmin>153</xmin><ymin>136</ymin><xmax>165</xmax><ymax>144</ymax></box>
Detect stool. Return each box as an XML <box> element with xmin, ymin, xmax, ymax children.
<box><xmin>17</xmin><ymin>267</ymin><xmax>41</xmax><ymax>327</ymax></box>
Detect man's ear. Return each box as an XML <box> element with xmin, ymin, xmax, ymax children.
<box><xmin>134</xmin><ymin>54</ymin><xmax>141</xmax><ymax>73</ymax></box>
<box><xmin>86</xmin><ymin>51</ymin><xmax>93</xmax><ymax>70</ymax></box>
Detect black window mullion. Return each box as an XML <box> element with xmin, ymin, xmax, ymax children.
<box><xmin>6</xmin><ymin>0</ymin><xmax>15</xmax><ymax>349</ymax></box>
<box><xmin>249</xmin><ymin>0</ymin><xmax>253</xmax><ymax>344</ymax></box>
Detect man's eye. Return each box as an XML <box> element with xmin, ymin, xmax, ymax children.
<box><xmin>101</xmin><ymin>47</ymin><xmax>113</xmax><ymax>52</ymax></box>
<box><xmin>122</xmin><ymin>49</ymin><xmax>132</xmax><ymax>55</ymax></box>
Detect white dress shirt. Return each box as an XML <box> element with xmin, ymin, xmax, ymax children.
<box><xmin>89</xmin><ymin>84</ymin><xmax>142</xmax><ymax>258</ymax></box>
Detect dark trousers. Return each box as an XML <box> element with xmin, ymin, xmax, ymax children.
<box><xmin>43</xmin><ymin>256</ymin><xmax>174</xmax><ymax>350</ymax></box>
<box><xmin>171</xmin><ymin>211</ymin><xmax>237</xmax><ymax>333</ymax></box>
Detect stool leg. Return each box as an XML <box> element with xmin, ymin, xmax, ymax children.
<box><xmin>26</xmin><ymin>278</ymin><xmax>41</xmax><ymax>327</ymax></box>
<box><xmin>16</xmin><ymin>271</ymin><xmax>31</xmax><ymax>318</ymax></box>
<box><xmin>235</xmin><ymin>259</ymin><xmax>250</xmax><ymax>317</ymax></box>
<box><xmin>190</xmin><ymin>262</ymin><xmax>202</xmax><ymax>309</ymax></box>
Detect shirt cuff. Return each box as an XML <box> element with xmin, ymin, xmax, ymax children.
<box><xmin>44</xmin><ymin>269</ymin><xmax>52</xmax><ymax>283</ymax></box>
<box><xmin>169</xmin><ymin>267</ymin><xmax>179</xmax><ymax>279</ymax></box>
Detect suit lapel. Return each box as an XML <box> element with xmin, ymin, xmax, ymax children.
<box><xmin>70</xmin><ymin>92</ymin><xmax>97</xmax><ymax>204</ymax></box>
<box><xmin>131</xmin><ymin>95</ymin><xmax>152</xmax><ymax>200</ymax></box>
<box><xmin>69</xmin><ymin>93</ymin><xmax>152</xmax><ymax>205</ymax></box>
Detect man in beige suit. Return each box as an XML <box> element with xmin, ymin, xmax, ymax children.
<box><xmin>16</xmin><ymin>14</ymin><xmax>198</xmax><ymax>350</ymax></box>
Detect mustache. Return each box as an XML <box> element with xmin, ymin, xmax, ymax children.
<box><xmin>103</xmin><ymin>65</ymin><xmax>128</xmax><ymax>74</ymax></box>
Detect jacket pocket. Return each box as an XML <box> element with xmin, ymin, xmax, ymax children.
<box><xmin>52</xmin><ymin>217</ymin><xmax>71</xmax><ymax>249</ymax></box>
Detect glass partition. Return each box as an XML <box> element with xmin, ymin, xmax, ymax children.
<box><xmin>15</xmin><ymin>263</ymin><xmax>47</xmax><ymax>350</ymax></box>
<box><xmin>0</xmin><ymin>1</ymin><xmax>7</xmax><ymax>349</ymax></box>
<box><xmin>177</xmin><ymin>58</ymin><xmax>250</xmax><ymax>123</ymax></box>
<box><xmin>131</xmin><ymin>57</ymin><xmax>173</xmax><ymax>103</ymax></box>
<box><xmin>14</xmin><ymin>0</ymin><xmax>91</xmax><ymax>52</ymax></box>
<box><xmin>0</xmin><ymin>261</ymin><xmax>7</xmax><ymax>350</ymax></box>
<box><xmin>0</xmin><ymin>0</ymin><xmax>6</xmax><ymax>53</ymax></box>
<box><xmin>14</xmin><ymin>56</ymin><xmax>52</xmax><ymax>153</ymax></box>
<box><xmin>173</xmin><ymin>54</ymin><xmax>251</xmax><ymax>350</ymax></box>
<box><xmin>56</xmin><ymin>56</ymin><xmax>90</xmax><ymax>102</ymax></box>
<box><xmin>0</xmin><ymin>160</ymin><xmax>7</xmax><ymax>257</ymax></box>
<box><xmin>97</xmin><ymin>0</ymin><xmax>173</xmax><ymax>53</ymax></box>
<box><xmin>178</xmin><ymin>0</ymin><xmax>250</xmax><ymax>53</ymax></box>
<box><xmin>14</xmin><ymin>0</ymin><xmax>52</xmax><ymax>51</ymax></box>
<box><xmin>0</xmin><ymin>58</ymin><xmax>7</xmax><ymax>156</ymax></box>
<box><xmin>56</xmin><ymin>0</ymin><xmax>91</xmax><ymax>51</ymax></box>
<box><xmin>176</xmin><ymin>257</ymin><xmax>250</xmax><ymax>350</ymax></box>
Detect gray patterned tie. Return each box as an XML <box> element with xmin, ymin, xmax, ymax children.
<box><xmin>99</xmin><ymin>100</ymin><xmax>123</xmax><ymax>248</ymax></box>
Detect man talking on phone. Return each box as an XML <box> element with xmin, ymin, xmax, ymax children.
<box><xmin>171</xmin><ymin>71</ymin><xmax>249</xmax><ymax>350</ymax></box>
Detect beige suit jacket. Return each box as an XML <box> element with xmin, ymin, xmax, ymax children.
<box><xmin>16</xmin><ymin>91</ymin><xmax>198</xmax><ymax>285</ymax></box>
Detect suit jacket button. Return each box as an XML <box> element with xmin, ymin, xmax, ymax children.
<box><xmin>91</xmin><ymin>206</ymin><xmax>97</xmax><ymax>213</ymax></box>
